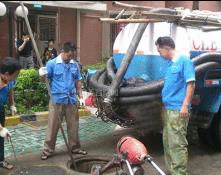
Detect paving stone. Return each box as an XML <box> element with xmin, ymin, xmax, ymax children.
<box><xmin>5</xmin><ymin>115</ymin><xmax>116</xmax><ymax>158</ymax></box>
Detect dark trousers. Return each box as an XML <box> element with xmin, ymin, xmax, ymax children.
<box><xmin>0</xmin><ymin>108</ymin><xmax>5</xmax><ymax>162</ymax></box>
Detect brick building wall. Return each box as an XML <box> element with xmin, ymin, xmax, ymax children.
<box><xmin>80</xmin><ymin>11</ymin><xmax>103</xmax><ymax>65</ymax></box>
<box><xmin>0</xmin><ymin>1</ymin><xmax>221</xmax><ymax>65</ymax></box>
<box><xmin>0</xmin><ymin>16</ymin><xmax>9</xmax><ymax>60</ymax></box>
<box><xmin>58</xmin><ymin>8</ymin><xmax>77</xmax><ymax>50</ymax></box>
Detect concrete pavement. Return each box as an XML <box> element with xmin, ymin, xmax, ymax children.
<box><xmin>2</xmin><ymin>124</ymin><xmax>168</xmax><ymax>175</ymax></box>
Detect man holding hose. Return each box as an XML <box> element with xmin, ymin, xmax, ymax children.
<box><xmin>0</xmin><ymin>57</ymin><xmax>21</xmax><ymax>170</ymax></box>
<box><xmin>39</xmin><ymin>42</ymin><xmax>87</xmax><ymax>160</ymax></box>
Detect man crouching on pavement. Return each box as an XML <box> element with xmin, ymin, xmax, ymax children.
<box><xmin>0</xmin><ymin>57</ymin><xmax>21</xmax><ymax>170</ymax></box>
<box><xmin>39</xmin><ymin>42</ymin><xmax>87</xmax><ymax>160</ymax></box>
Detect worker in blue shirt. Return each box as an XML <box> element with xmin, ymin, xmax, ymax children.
<box><xmin>155</xmin><ymin>37</ymin><xmax>195</xmax><ymax>175</ymax></box>
<box><xmin>39</xmin><ymin>42</ymin><xmax>87</xmax><ymax>160</ymax></box>
<box><xmin>0</xmin><ymin>57</ymin><xmax>21</xmax><ymax>170</ymax></box>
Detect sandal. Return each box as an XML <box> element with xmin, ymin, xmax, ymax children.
<box><xmin>40</xmin><ymin>152</ymin><xmax>50</xmax><ymax>160</ymax></box>
<box><xmin>0</xmin><ymin>160</ymin><xmax>14</xmax><ymax>170</ymax></box>
<box><xmin>72</xmin><ymin>149</ymin><xmax>88</xmax><ymax>155</ymax></box>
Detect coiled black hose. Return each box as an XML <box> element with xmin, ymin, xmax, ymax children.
<box><xmin>89</xmin><ymin>53</ymin><xmax>221</xmax><ymax>104</ymax></box>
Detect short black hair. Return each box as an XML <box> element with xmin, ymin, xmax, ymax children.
<box><xmin>62</xmin><ymin>42</ymin><xmax>76</xmax><ymax>53</ymax></box>
<box><xmin>48</xmin><ymin>39</ymin><xmax>55</xmax><ymax>43</ymax></box>
<box><xmin>0</xmin><ymin>57</ymin><xmax>21</xmax><ymax>75</ymax></box>
<box><xmin>21</xmin><ymin>32</ymin><xmax>28</xmax><ymax>37</ymax></box>
<box><xmin>155</xmin><ymin>36</ymin><xmax>175</xmax><ymax>49</ymax></box>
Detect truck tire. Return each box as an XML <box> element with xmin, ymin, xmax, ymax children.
<box><xmin>211</xmin><ymin>112</ymin><xmax>221</xmax><ymax>149</ymax></box>
<box><xmin>198</xmin><ymin>127</ymin><xmax>214</xmax><ymax>147</ymax></box>
<box><xmin>198</xmin><ymin>111</ymin><xmax>221</xmax><ymax>149</ymax></box>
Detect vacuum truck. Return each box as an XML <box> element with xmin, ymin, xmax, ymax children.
<box><xmin>89</xmin><ymin>10</ymin><xmax>221</xmax><ymax>149</ymax></box>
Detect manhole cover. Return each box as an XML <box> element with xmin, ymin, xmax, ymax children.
<box><xmin>11</xmin><ymin>166</ymin><xmax>65</xmax><ymax>175</ymax></box>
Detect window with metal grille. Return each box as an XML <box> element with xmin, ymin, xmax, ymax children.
<box><xmin>39</xmin><ymin>16</ymin><xmax>56</xmax><ymax>41</ymax></box>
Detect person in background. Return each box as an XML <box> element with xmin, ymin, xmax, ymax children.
<box><xmin>16</xmin><ymin>32</ymin><xmax>34</xmax><ymax>69</ymax></box>
<box><xmin>155</xmin><ymin>36</ymin><xmax>195</xmax><ymax>175</ymax></box>
<box><xmin>39</xmin><ymin>42</ymin><xmax>87</xmax><ymax>160</ymax></box>
<box><xmin>43</xmin><ymin>39</ymin><xmax>58</xmax><ymax>66</ymax></box>
<box><xmin>0</xmin><ymin>57</ymin><xmax>21</xmax><ymax>170</ymax></box>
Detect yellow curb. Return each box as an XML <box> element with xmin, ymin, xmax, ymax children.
<box><xmin>78</xmin><ymin>108</ymin><xmax>91</xmax><ymax>117</ymax></box>
<box><xmin>35</xmin><ymin>109</ymin><xmax>91</xmax><ymax>118</ymax></box>
<box><xmin>5</xmin><ymin>108</ymin><xmax>92</xmax><ymax>127</ymax></box>
<box><xmin>5</xmin><ymin>115</ymin><xmax>21</xmax><ymax>127</ymax></box>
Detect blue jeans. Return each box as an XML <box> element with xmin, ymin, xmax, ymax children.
<box><xmin>0</xmin><ymin>108</ymin><xmax>5</xmax><ymax>162</ymax></box>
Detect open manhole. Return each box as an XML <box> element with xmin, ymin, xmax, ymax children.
<box><xmin>67</xmin><ymin>155</ymin><xmax>117</xmax><ymax>174</ymax></box>
<box><xmin>10</xmin><ymin>166</ymin><xmax>65</xmax><ymax>175</ymax></box>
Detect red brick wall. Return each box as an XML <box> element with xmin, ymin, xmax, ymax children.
<box><xmin>0</xmin><ymin>16</ymin><xmax>9</xmax><ymax>60</ymax></box>
<box><xmin>0</xmin><ymin>2</ymin><xmax>17</xmax><ymax>60</ymax></box>
<box><xmin>200</xmin><ymin>1</ymin><xmax>221</xmax><ymax>12</ymax></box>
<box><xmin>1</xmin><ymin>1</ymin><xmax>221</xmax><ymax>64</ymax></box>
<box><xmin>80</xmin><ymin>12</ymin><xmax>103</xmax><ymax>65</ymax></box>
<box><xmin>165</xmin><ymin>1</ymin><xmax>193</xmax><ymax>9</ymax></box>
<box><xmin>58</xmin><ymin>8</ymin><xmax>77</xmax><ymax>52</ymax></box>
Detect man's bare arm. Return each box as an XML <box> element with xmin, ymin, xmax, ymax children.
<box><xmin>76</xmin><ymin>80</ymin><xmax>83</xmax><ymax>99</ymax></box>
<box><xmin>18</xmin><ymin>38</ymin><xmax>29</xmax><ymax>52</ymax></box>
<box><xmin>8</xmin><ymin>90</ymin><xmax>15</xmax><ymax>107</ymax></box>
<box><xmin>180</xmin><ymin>81</ymin><xmax>195</xmax><ymax>118</ymax></box>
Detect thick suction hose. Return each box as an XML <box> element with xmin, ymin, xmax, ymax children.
<box><xmin>90</xmin><ymin>53</ymin><xmax>221</xmax><ymax>104</ymax></box>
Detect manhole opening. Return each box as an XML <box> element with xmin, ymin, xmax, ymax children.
<box><xmin>67</xmin><ymin>156</ymin><xmax>117</xmax><ymax>174</ymax></box>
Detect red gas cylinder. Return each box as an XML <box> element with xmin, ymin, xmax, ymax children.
<box><xmin>116</xmin><ymin>136</ymin><xmax>148</xmax><ymax>165</ymax></box>
<box><xmin>85</xmin><ymin>94</ymin><xmax>97</xmax><ymax>107</ymax></box>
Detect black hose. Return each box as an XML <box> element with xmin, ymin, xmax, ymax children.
<box><xmin>195</xmin><ymin>62</ymin><xmax>221</xmax><ymax>77</ymax></box>
<box><xmin>90</xmin><ymin>53</ymin><xmax>221</xmax><ymax>104</ymax></box>
<box><xmin>118</xmin><ymin>93</ymin><xmax>161</xmax><ymax>104</ymax></box>
<box><xmin>106</xmin><ymin>57</ymin><xmax>164</xmax><ymax>96</ymax></box>
<box><xmin>192</xmin><ymin>53</ymin><xmax>221</xmax><ymax>66</ymax></box>
<box><xmin>106</xmin><ymin>57</ymin><xmax>116</xmax><ymax>81</ymax></box>
<box><xmin>98</xmin><ymin>70</ymin><xmax>107</xmax><ymax>84</ymax></box>
<box><xmin>94</xmin><ymin>65</ymin><xmax>164</xmax><ymax>97</ymax></box>
<box><xmin>89</xmin><ymin>70</ymin><xmax>109</xmax><ymax>93</ymax></box>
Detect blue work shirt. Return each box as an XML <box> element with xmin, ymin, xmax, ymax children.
<box><xmin>46</xmin><ymin>55</ymin><xmax>82</xmax><ymax>105</ymax></box>
<box><xmin>0</xmin><ymin>80</ymin><xmax>16</xmax><ymax>109</ymax></box>
<box><xmin>162</xmin><ymin>54</ymin><xmax>195</xmax><ymax>111</ymax></box>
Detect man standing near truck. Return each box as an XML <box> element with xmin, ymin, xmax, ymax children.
<box><xmin>155</xmin><ymin>37</ymin><xmax>195</xmax><ymax>175</ymax></box>
<box><xmin>39</xmin><ymin>42</ymin><xmax>87</xmax><ymax>160</ymax></box>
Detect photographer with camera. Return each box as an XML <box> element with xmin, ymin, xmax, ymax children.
<box><xmin>16</xmin><ymin>32</ymin><xmax>34</xmax><ymax>69</ymax></box>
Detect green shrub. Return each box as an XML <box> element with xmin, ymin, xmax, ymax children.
<box><xmin>82</xmin><ymin>57</ymin><xmax>109</xmax><ymax>72</ymax></box>
<box><xmin>5</xmin><ymin>58</ymin><xmax>109</xmax><ymax>116</ymax></box>
<box><xmin>5</xmin><ymin>69</ymin><xmax>49</xmax><ymax>116</ymax></box>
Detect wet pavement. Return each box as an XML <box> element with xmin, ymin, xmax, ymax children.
<box><xmin>5</xmin><ymin>115</ymin><xmax>116</xmax><ymax>158</ymax></box>
<box><xmin>1</xmin><ymin>108</ymin><xmax>221</xmax><ymax>175</ymax></box>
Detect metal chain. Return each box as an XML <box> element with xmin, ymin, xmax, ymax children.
<box><xmin>94</xmin><ymin>90</ymin><xmax>135</xmax><ymax>128</ymax></box>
